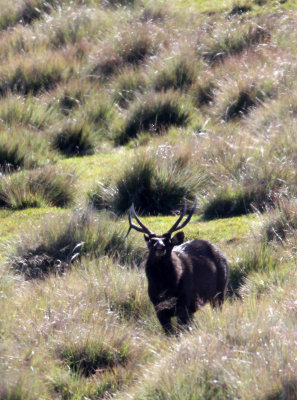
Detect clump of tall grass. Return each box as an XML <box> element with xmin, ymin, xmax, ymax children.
<box><xmin>229</xmin><ymin>242</ymin><xmax>278</xmax><ymax>295</ymax></box>
<box><xmin>10</xmin><ymin>208</ymin><xmax>144</xmax><ymax>278</ymax></box>
<box><xmin>261</xmin><ymin>199</ymin><xmax>297</xmax><ymax>242</ymax></box>
<box><xmin>47</xmin><ymin>8</ymin><xmax>104</xmax><ymax>49</ymax></box>
<box><xmin>191</xmin><ymin>75</ymin><xmax>217</xmax><ymax>107</ymax></box>
<box><xmin>0</xmin><ymin>128</ymin><xmax>55</xmax><ymax>171</ymax></box>
<box><xmin>104</xmin><ymin>0</ymin><xmax>135</xmax><ymax>6</ymax></box>
<box><xmin>117</xmin><ymin>91</ymin><xmax>191</xmax><ymax>144</ymax></box>
<box><xmin>229</xmin><ymin>2</ymin><xmax>252</xmax><ymax>16</ymax></box>
<box><xmin>0</xmin><ymin>0</ymin><xmax>60</xmax><ymax>30</ymax></box>
<box><xmin>0</xmin><ymin>51</ymin><xmax>73</xmax><ymax>95</ymax></box>
<box><xmin>0</xmin><ymin>134</ymin><xmax>26</xmax><ymax>171</ymax></box>
<box><xmin>0</xmin><ymin>94</ymin><xmax>56</xmax><ymax>128</ymax></box>
<box><xmin>82</xmin><ymin>95</ymin><xmax>115</xmax><ymax>138</ymax></box>
<box><xmin>153</xmin><ymin>56</ymin><xmax>201</xmax><ymax>92</ymax></box>
<box><xmin>91</xmin><ymin>26</ymin><xmax>156</xmax><ymax>77</ymax></box>
<box><xmin>55</xmin><ymin>82</ymin><xmax>86</xmax><ymax>115</ymax></box>
<box><xmin>202</xmin><ymin>185</ymin><xmax>269</xmax><ymax>220</ymax></box>
<box><xmin>52</xmin><ymin>120</ymin><xmax>95</xmax><ymax>156</ymax></box>
<box><xmin>199</xmin><ymin>20</ymin><xmax>270</xmax><ymax>64</ymax></box>
<box><xmin>217</xmin><ymin>79</ymin><xmax>276</xmax><ymax>121</ymax></box>
<box><xmin>201</xmin><ymin>145</ymin><xmax>295</xmax><ymax>219</ymax></box>
<box><xmin>59</xmin><ymin>335</ymin><xmax>132</xmax><ymax>377</ymax></box>
<box><xmin>0</xmin><ymin>166</ymin><xmax>76</xmax><ymax>210</ymax></box>
<box><xmin>89</xmin><ymin>152</ymin><xmax>203</xmax><ymax>215</ymax></box>
<box><xmin>112</xmin><ymin>67</ymin><xmax>147</xmax><ymax>108</ymax></box>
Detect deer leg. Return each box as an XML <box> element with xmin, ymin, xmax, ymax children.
<box><xmin>177</xmin><ymin>308</ymin><xmax>193</xmax><ymax>330</ymax></box>
<box><xmin>156</xmin><ymin>310</ymin><xmax>173</xmax><ymax>334</ymax></box>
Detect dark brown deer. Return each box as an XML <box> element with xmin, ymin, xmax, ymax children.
<box><xmin>126</xmin><ymin>199</ymin><xmax>229</xmax><ymax>333</ymax></box>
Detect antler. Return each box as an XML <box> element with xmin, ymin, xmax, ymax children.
<box><xmin>126</xmin><ymin>204</ymin><xmax>153</xmax><ymax>237</ymax></box>
<box><xmin>166</xmin><ymin>197</ymin><xmax>197</xmax><ymax>236</ymax></box>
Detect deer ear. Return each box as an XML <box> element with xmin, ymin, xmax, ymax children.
<box><xmin>171</xmin><ymin>231</ymin><xmax>185</xmax><ymax>246</ymax></box>
<box><xmin>144</xmin><ymin>234</ymin><xmax>150</xmax><ymax>242</ymax></box>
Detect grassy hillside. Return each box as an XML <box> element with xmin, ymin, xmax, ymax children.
<box><xmin>0</xmin><ymin>0</ymin><xmax>296</xmax><ymax>399</ymax></box>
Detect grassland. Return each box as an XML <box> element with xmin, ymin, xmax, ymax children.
<box><xmin>0</xmin><ymin>0</ymin><xmax>296</xmax><ymax>399</ymax></box>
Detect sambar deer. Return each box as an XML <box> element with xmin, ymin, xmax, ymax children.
<box><xmin>126</xmin><ymin>199</ymin><xmax>229</xmax><ymax>333</ymax></box>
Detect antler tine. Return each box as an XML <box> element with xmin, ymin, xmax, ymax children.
<box><xmin>166</xmin><ymin>201</ymin><xmax>187</xmax><ymax>235</ymax></box>
<box><xmin>125</xmin><ymin>204</ymin><xmax>153</xmax><ymax>238</ymax></box>
<box><xmin>131</xmin><ymin>204</ymin><xmax>153</xmax><ymax>235</ymax></box>
<box><xmin>167</xmin><ymin>197</ymin><xmax>197</xmax><ymax>235</ymax></box>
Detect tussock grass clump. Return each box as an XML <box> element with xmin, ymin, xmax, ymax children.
<box><xmin>0</xmin><ymin>52</ymin><xmax>72</xmax><ymax>95</ymax></box>
<box><xmin>10</xmin><ymin>208</ymin><xmax>144</xmax><ymax>278</ymax></box>
<box><xmin>55</xmin><ymin>82</ymin><xmax>86</xmax><ymax>115</ymax></box>
<box><xmin>218</xmin><ymin>79</ymin><xmax>275</xmax><ymax>121</ymax></box>
<box><xmin>89</xmin><ymin>152</ymin><xmax>203</xmax><ymax>215</ymax></box>
<box><xmin>117</xmin><ymin>91</ymin><xmax>191</xmax><ymax>144</ymax></box>
<box><xmin>118</xmin><ymin>28</ymin><xmax>156</xmax><ymax>65</ymax></box>
<box><xmin>191</xmin><ymin>76</ymin><xmax>217</xmax><ymax>106</ymax></box>
<box><xmin>200</xmin><ymin>20</ymin><xmax>269</xmax><ymax>64</ymax></box>
<box><xmin>0</xmin><ymin>0</ymin><xmax>59</xmax><ymax>30</ymax></box>
<box><xmin>92</xmin><ymin>25</ymin><xmax>157</xmax><ymax>78</ymax></box>
<box><xmin>229</xmin><ymin>2</ymin><xmax>252</xmax><ymax>16</ymax></box>
<box><xmin>229</xmin><ymin>242</ymin><xmax>278</xmax><ymax>295</ymax></box>
<box><xmin>52</xmin><ymin>121</ymin><xmax>95</xmax><ymax>156</ymax></box>
<box><xmin>202</xmin><ymin>186</ymin><xmax>266</xmax><ymax>220</ymax></box>
<box><xmin>0</xmin><ymin>135</ymin><xmax>26</xmax><ymax>172</ymax></box>
<box><xmin>261</xmin><ymin>199</ymin><xmax>297</xmax><ymax>242</ymax></box>
<box><xmin>153</xmin><ymin>56</ymin><xmax>201</xmax><ymax>92</ymax></box>
<box><xmin>0</xmin><ymin>94</ymin><xmax>55</xmax><ymax>128</ymax></box>
<box><xmin>59</xmin><ymin>336</ymin><xmax>131</xmax><ymax>377</ymax></box>
<box><xmin>0</xmin><ymin>128</ymin><xmax>54</xmax><ymax>171</ymax></box>
<box><xmin>112</xmin><ymin>68</ymin><xmax>147</xmax><ymax>108</ymax></box>
<box><xmin>47</xmin><ymin>9</ymin><xmax>103</xmax><ymax>49</ymax></box>
<box><xmin>0</xmin><ymin>166</ymin><xmax>75</xmax><ymax>210</ymax></box>
<box><xmin>201</xmin><ymin>147</ymin><xmax>295</xmax><ymax>220</ymax></box>
<box><xmin>83</xmin><ymin>96</ymin><xmax>114</xmax><ymax>136</ymax></box>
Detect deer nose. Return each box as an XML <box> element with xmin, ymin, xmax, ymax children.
<box><xmin>154</xmin><ymin>241</ymin><xmax>165</xmax><ymax>250</ymax></box>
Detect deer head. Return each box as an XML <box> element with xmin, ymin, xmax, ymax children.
<box><xmin>126</xmin><ymin>198</ymin><xmax>197</xmax><ymax>258</ymax></box>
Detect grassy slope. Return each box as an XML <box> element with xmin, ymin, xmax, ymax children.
<box><xmin>0</xmin><ymin>0</ymin><xmax>296</xmax><ymax>399</ymax></box>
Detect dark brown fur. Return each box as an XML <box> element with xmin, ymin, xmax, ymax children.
<box><xmin>126</xmin><ymin>200</ymin><xmax>229</xmax><ymax>333</ymax></box>
<box><xmin>144</xmin><ymin>233</ymin><xmax>229</xmax><ymax>333</ymax></box>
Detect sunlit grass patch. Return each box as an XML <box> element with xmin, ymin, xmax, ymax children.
<box><xmin>45</xmin><ymin>6</ymin><xmax>107</xmax><ymax>49</ymax></box>
<box><xmin>56</xmin><ymin>150</ymin><xmax>133</xmax><ymax>197</ymax></box>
